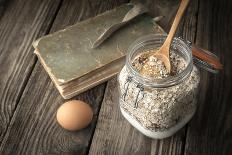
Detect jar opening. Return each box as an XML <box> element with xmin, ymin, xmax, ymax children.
<box><xmin>126</xmin><ymin>34</ymin><xmax>193</xmax><ymax>88</ymax></box>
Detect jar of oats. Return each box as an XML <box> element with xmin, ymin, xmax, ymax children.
<box><xmin>118</xmin><ymin>34</ymin><xmax>200</xmax><ymax>139</ymax></box>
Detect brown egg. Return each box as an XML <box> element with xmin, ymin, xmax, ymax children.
<box><xmin>56</xmin><ymin>100</ymin><xmax>93</xmax><ymax>131</ymax></box>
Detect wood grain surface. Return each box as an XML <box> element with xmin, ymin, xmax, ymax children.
<box><xmin>0</xmin><ymin>0</ymin><xmax>128</xmax><ymax>154</ymax></box>
<box><xmin>184</xmin><ymin>0</ymin><xmax>232</xmax><ymax>155</ymax></box>
<box><xmin>0</xmin><ymin>0</ymin><xmax>61</xmax><ymax>142</ymax></box>
<box><xmin>89</xmin><ymin>0</ymin><xmax>200</xmax><ymax>154</ymax></box>
<box><xmin>0</xmin><ymin>0</ymin><xmax>231</xmax><ymax>154</ymax></box>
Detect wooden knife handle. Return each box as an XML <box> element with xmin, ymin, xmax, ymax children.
<box><xmin>192</xmin><ymin>45</ymin><xmax>223</xmax><ymax>70</ymax></box>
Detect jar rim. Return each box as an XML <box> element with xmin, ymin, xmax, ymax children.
<box><xmin>126</xmin><ymin>34</ymin><xmax>193</xmax><ymax>88</ymax></box>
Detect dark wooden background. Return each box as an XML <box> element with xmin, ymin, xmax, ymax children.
<box><xmin>0</xmin><ymin>0</ymin><xmax>231</xmax><ymax>154</ymax></box>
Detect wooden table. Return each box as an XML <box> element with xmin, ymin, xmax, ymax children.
<box><xmin>0</xmin><ymin>0</ymin><xmax>231</xmax><ymax>154</ymax></box>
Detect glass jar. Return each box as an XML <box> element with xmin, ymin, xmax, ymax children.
<box><xmin>118</xmin><ymin>34</ymin><xmax>200</xmax><ymax>139</ymax></box>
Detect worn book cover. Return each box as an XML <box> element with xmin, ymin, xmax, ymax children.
<box><xmin>33</xmin><ymin>3</ymin><xmax>165</xmax><ymax>99</ymax></box>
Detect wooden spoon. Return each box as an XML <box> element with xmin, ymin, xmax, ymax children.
<box><xmin>153</xmin><ymin>0</ymin><xmax>190</xmax><ymax>73</ymax></box>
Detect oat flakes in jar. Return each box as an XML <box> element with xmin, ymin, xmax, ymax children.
<box><xmin>118</xmin><ymin>34</ymin><xmax>201</xmax><ymax>139</ymax></box>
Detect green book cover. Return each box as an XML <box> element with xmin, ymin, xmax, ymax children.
<box><xmin>33</xmin><ymin>3</ymin><xmax>165</xmax><ymax>98</ymax></box>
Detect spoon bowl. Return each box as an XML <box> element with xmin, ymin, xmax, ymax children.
<box><xmin>152</xmin><ymin>52</ymin><xmax>171</xmax><ymax>73</ymax></box>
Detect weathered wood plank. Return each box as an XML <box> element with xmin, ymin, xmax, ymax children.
<box><xmin>0</xmin><ymin>0</ymin><xmax>62</xmax><ymax>143</ymax></box>
<box><xmin>184</xmin><ymin>0</ymin><xmax>232</xmax><ymax>154</ymax></box>
<box><xmin>89</xmin><ymin>0</ymin><xmax>199</xmax><ymax>154</ymax></box>
<box><xmin>0</xmin><ymin>63</ymin><xmax>106</xmax><ymax>155</ymax></box>
<box><xmin>0</xmin><ymin>0</ymin><xmax>128</xmax><ymax>154</ymax></box>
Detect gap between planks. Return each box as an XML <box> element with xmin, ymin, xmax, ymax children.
<box><xmin>0</xmin><ymin>0</ymin><xmax>63</xmax><ymax>144</ymax></box>
<box><xmin>0</xmin><ymin>0</ymin><xmax>64</xmax><ymax>146</ymax></box>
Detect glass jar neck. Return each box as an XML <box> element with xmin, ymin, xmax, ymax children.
<box><xmin>125</xmin><ymin>34</ymin><xmax>193</xmax><ymax>88</ymax></box>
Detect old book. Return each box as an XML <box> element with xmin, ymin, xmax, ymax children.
<box><xmin>33</xmin><ymin>3</ymin><xmax>165</xmax><ymax>99</ymax></box>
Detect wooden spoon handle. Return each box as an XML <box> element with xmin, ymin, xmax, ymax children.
<box><xmin>163</xmin><ymin>0</ymin><xmax>190</xmax><ymax>55</ymax></box>
<box><xmin>192</xmin><ymin>45</ymin><xmax>223</xmax><ymax>70</ymax></box>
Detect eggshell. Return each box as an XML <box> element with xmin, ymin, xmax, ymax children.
<box><xmin>56</xmin><ymin>100</ymin><xmax>93</xmax><ymax>131</ymax></box>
